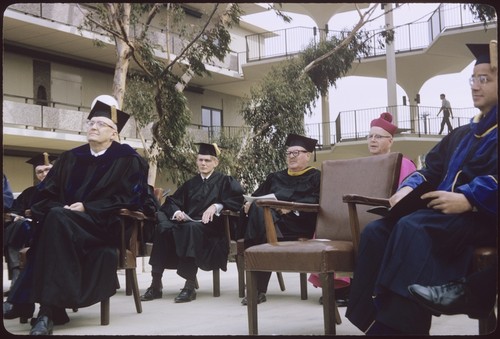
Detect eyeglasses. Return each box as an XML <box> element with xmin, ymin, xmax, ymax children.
<box><xmin>367</xmin><ymin>134</ymin><xmax>392</xmax><ymax>140</ymax></box>
<box><xmin>86</xmin><ymin>120</ymin><xmax>114</xmax><ymax>129</ymax></box>
<box><xmin>469</xmin><ymin>75</ymin><xmax>489</xmax><ymax>86</ymax></box>
<box><xmin>285</xmin><ymin>150</ymin><xmax>308</xmax><ymax>158</ymax></box>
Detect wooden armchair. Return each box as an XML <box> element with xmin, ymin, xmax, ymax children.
<box><xmin>244</xmin><ymin>153</ymin><xmax>402</xmax><ymax>335</ymax></box>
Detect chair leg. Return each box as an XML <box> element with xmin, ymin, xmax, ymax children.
<box><xmin>125</xmin><ymin>270</ymin><xmax>132</xmax><ymax>296</ymax></box>
<box><xmin>237</xmin><ymin>253</ymin><xmax>245</xmax><ymax>298</ymax></box>
<box><xmin>479</xmin><ymin>309</ymin><xmax>496</xmax><ymax>335</ymax></box>
<box><xmin>101</xmin><ymin>298</ymin><xmax>110</xmax><ymax>326</ymax></box>
<box><xmin>277</xmin><ymin>272</ymin><xmax>286</xmax><ymax>291</ymax></box>
<box><xmin>246</xmin><ymin>270</ymin><xmax>259</xmax><ymax>335</ymax></box>
<box><xmin>127</xmin><ymin>268</ymin><xmax>142</xmax><ymax>313</ymax></box>
<box><xmin>213</xmin><ymin>269</ymin><xmax>221</xmax><ymax>297</ymax></box>
<box><xmin>320</xmin><ymin>272</ymin><xmax>337</xmax><ymax>335</ymax></box>
<box><xmin>299</xmin><ymin>273</ymin><xmax>307</xmax><ymax>300</ymax></box>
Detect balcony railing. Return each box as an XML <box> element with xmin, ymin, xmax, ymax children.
<box><xmin>306</xmin><ymin>104</ymin><xmax>478</xmax><ymax>147</ymax></box>
<box><xmin>6</xmin><ymin>3</ymin><xmax>242</xmax><ymax>74</ymax></box>
<box><xmin>4</xmin><ymin>95</ymin><xmax>478</xmax><ymax>150</ymax></box>
<box><xmin>245</xmin><ymin>3</ymin><xmax>495</xmax><ymax>62</ymax></box>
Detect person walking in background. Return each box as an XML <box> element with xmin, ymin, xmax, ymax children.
<box><xmin>437</xmin><ymin>93</ymin><xmax>454</xmax><ymax>134</ymax></box>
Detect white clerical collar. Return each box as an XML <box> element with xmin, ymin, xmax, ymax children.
<box><xmin>91</xmin><ymin>149</ymin><xmax>107</xmax><ymax>157</ymax></box>
<box><xmin>200</xmin><ymin>173</ymin><xmax>212</xmax><ymax>181</ymax></box>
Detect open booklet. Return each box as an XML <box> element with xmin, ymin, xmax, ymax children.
<box><xmin>243</xmin><ymin>193</ymin><xmax>277</xmax><ymax>203</ymax></box>
<box><xmin>367</xmin><ymin>181</ymin><xmax>434</xmax><ymax>220</ymax></box>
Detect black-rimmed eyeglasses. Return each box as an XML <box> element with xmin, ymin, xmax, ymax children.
<box><xmin>285</xmin><ymin>150</ymin><xmax>308</xmax><ymax>158</ymax></box>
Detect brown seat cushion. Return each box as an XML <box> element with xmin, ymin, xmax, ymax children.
<box><xmin>245</xmin><ymin>240</ymin><xmax>354</xmax><ymax>273</ymax></box>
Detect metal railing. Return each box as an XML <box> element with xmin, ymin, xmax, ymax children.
<box><xmin>305</xmin><ymin>104</ymin><xmax>478</xmax><ymax>146</ymax></box>
<box><xmin>245</xmin><ymin>3</ymin><xmax>496</xmax><ymax>62</ymax></box>
<box><xmin>4</xmin><ymin>95</ymin><xmax>478</xmax><ymax>149</ymax></box>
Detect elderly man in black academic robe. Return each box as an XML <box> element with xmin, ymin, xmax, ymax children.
<box><xmin>237</xmin><ymin>133</ymin><xmax>321</xmax><ymax>305</ymax></box>
<box><xmin>4</xmin><ymin>95</ymin><xmax>152</xmax><ymax>336</ymax></box>
<box><xmin>140</xmin><ymin>143</ymin><xmax>244</xmax><ymax>303</ymax></box>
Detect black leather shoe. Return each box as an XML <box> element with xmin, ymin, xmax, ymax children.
<box><xmin>3</xmin><ymin>302</ymin><xmax>35</xmax><ymax>324</ymax></box>
<box><xmin>174</xmin><ymin>288</ymin><xmax>196</xmax><ymax>303</ymax></box>
<box><xmin>140</xmin><ymin>287</ymin><xmax>163</xmax><ymax>301</ymax></box>
<box><xmin>408</xmin><ymin>278</ymin><xmax>489</xmax><ymax>319</ymax></box>
<box><xmin>30</xmin><ymin>308</ymin><xmax>69</xmax><ymax>326</ymax></box>
<box><xmin>241</xmin><ymin>292</ymin><xmax>267</xmax><ymax>306</ymax></box>
<box><xmin>30</xmin><ymin>315</ymin><xmax>54</xmax><ymax>335</ymax></box>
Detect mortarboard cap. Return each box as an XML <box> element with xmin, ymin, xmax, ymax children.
<box><xmin>198</xmin><ymin>143</ymin><xmax>221</xmax><ymax>157</ymax></box>
<box><xmin>285</xmin><ymin>133</ymin><xmax>318</xmax><ymax>152</ymax></box>
<box><xmin>370</xmin><ymin>112</ymin><xmax>397</xmax><ymax>136</ymax></box>
<box><xmin>26</xmin><ymin>152</ymin><xmax>57</xmax><ymax>167</ymax></box>
<box><xmin>467</xmin><ymin>40</ymin><xmax>497</xmax><ymax>70</ymax></box>
<box><xmin>88</xmin><ymin>95</ymin><xmax>130</xmax><ymax>133</ymax></box>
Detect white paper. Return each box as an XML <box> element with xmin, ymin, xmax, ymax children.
<box><xmin>243</xmin><ymin>193</ymin><xmax>277</xmax><ymax>203</ymax></box>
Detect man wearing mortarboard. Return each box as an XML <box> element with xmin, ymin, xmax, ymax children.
<box><xmin>141</xmin><ymin>143</ymin><xmax>244</xmax><ymax>303</ymax></box>
<box><xmin>346</xmin><ymin>40</ymin><xmax>497</xmax><ymax>335</ymax></box>
<box><xmin>5</xmin><ymin>95</ymin><xmax>151</xmax><ymax>335</ymax></box>
<box><xmin>237</xmin><ymin>133</ymin><xmax>321</xmax><ymax>305</ymax></box>
<box><xmin>3</xmin><ymin>152</ymin><xmax>57</xmax><ymax>297</ymax></box>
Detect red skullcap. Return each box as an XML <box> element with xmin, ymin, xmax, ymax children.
<box><xmin>370</xmin><ymin>112</ymin><xmax>397</xmax><ymax>136</ymax></box>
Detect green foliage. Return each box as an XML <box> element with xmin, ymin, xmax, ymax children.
<box><xmin>301</xmin><ymin>33</ymin><xmax>371</xmax><ymax>96</ymax></box>
<box><xmin>466</xmin><ymin>4</ymin><xmax>497</xmax><ymax>28</ymax></box>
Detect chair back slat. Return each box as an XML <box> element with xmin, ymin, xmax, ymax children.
<box><xmin>316</xmin><ymin>152</ymin><xmax>402</xmax><ymax>241</ymax></box>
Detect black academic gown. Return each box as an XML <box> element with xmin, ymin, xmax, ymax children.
<box><xmin>346</xmin><ymin>108</ymin><xmax>498</xmax><ymax>334</ymax></box>
<box><xmin>149</xmin><ymin>171</ymin><xmax>244</xmax><ymax>273</ymax></box>
<box><xmin>3</xmin><ymin>186</ymin><xmax>38</xmax><ymax>278</ymax></box>
<box><xmin>7</xmin><ymin>141</ymin><xmax>150</xmax><ymax>309</ymax></box>
<box><xmin>238</xmin><ymin>167</ymin><xmax>321</xmax><ymax>245</ymax></box>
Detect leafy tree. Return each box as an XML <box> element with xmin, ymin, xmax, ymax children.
<box><xmin>80</xmin><ymin>3</ymin><xmax>241</xmax><ymax>185</ymax></box>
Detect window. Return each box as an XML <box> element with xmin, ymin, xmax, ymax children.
<box><xmin>202</xmin><ymin>107</ymin><xmax>222</xmax><ymax>139</ymax></box>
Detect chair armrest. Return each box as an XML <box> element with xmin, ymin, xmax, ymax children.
<box><xmin>342</xmin><ymin>194</ymin><xmax>390</xmax><ymax>208</ymax></box>
<box><xmin>255</xmin><ymin>200</ymin><xmax>320</xmax><ymax>213</ymax></box>
<box><xmin>254</xmin><ymin>200</ymin><xmax>319</xmax><ymax>245</ymax></box>
<box><xmin>221</xmin><ymin>210</ymin><xmax>240</xmax><ymax>217</ymax></box>
<box><xmin>342</xmin><ymin>194</ymin><xmax>390</xmax><ymax>258</ymax></box>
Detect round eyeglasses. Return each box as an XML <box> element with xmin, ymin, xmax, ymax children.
<box><xmin>469</xmin><ymin>75</ymin><xmax>489</xmax><ymax>86</ymax></box>
<box><xmin>86</xmin><ymin>120</ymin><xmax>115</xmax><ymax>129</ymax></box>
<box><xmin>367</xmin><ymin>134</ymin><xmax>392</xmax><ymax>140</ymax></box>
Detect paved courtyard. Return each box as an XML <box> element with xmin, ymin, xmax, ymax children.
<box><xmin>3</xmin><ymin>259</ymin><xmax>489</xmax><ymax>336</ymax></box>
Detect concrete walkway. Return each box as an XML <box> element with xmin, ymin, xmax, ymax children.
<box><xmin>3</xmin><ymin>259</ymin><xmax>487</xmax><ymax>336</ymax></box>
